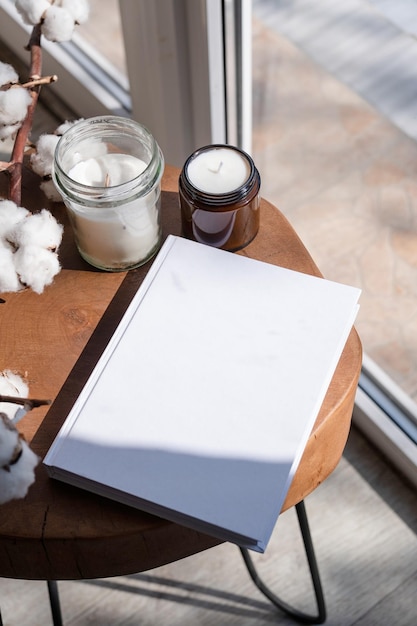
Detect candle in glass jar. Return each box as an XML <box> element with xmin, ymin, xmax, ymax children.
<box><xmin>179</xmin><ymin>144</ymin><xmax>261</xmax><ymax>252</ymax></box>
<box><xmin>67</xmin><ymin>153</ymin><xmax>160</xmax><ymax>270</ymax></box>
<box><xmin>186</xmin><ymin>146</ymin><xmax>251</xmax><ymax>193</ymax></box>
<box><xmin>53</xmin><ymin>116</ymin><xmax>164</xmax><ymax>271</ymax></box>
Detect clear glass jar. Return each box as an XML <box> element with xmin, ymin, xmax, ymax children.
<box><xmin>53</xmin><ymin>116</ymin><xmax>164</xmax><ymax>271</ymax></box>
<box><xmin>179</xmin><ymin>144</ymin><xmax>261</xmax><ymax>251</ymax></box>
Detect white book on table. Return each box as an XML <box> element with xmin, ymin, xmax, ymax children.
<box><xmin>44</xmin><ymin>235</ymin><xmax>360</xmax><ymax>552</ymax></box>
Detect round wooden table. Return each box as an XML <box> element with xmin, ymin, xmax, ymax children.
<box><xmin>0</xmin><ymin>165</ymin><xmax>362</xmax><ymax>581</ymax></box>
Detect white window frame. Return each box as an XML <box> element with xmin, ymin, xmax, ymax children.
<box><xmin>0</xmin><ymin>0</ymin><xmax>252</xmax><ymax>166</ymax></box>
<box><xmin>0</xmin><ymin>0</ymin><xmax>127</xmax><ymax>117</ymax></box>
<box><xmin>119</xmin><ymin>0</ymin><xmax>252</xmax><ymax>166</ymax></box>
<box><xmin>354</xmin><ymin>354</ymin><xmax>417</xmax><ymax>489</ymax></box>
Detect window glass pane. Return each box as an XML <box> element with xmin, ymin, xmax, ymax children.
<box><xmin>252</xmin><ymin>0</ymin><xmax>417</xmax><ymax>406</ymax></box>
<box><xmin>77</xmin><ymin>0</ymin><xmax>127</xmax><ymax>78</ymax></box>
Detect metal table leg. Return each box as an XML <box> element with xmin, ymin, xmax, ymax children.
<box><xmin>47</xmin><ymin>580</ymin><xmax>63</xmax><ymax>626</ymax></box>
<box><xmin>240</xmin><ymin>500</ymin><xmax>326</xmax><ymax>624</ymax></box>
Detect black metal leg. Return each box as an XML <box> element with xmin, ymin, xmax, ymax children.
<box><xmin>240</xmin><ymin>500</ymin><xmax>326</xmax><ymax>624</ymax></box>
<box><xmin>47</xmin><ymin>580</ymin><xmax>63</xmax><ymax>626</ymax></box>
<box><xmin>0</xmin><ymin>606</ymin><xmax>3</xmax><ymax>626</ymax></box>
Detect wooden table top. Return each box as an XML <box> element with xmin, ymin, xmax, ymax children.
<box><xmin>0</xmin><ymin>164</ymin><xmax>362</xmax><ymax>581</ymax></box>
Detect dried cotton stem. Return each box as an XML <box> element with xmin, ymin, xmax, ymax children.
<box><xmin>9</xmin><ymin>24</ymin><xmax>43</xmax><ymax>206</ymax></box>
<box><xmin>0</xmin><ymin>394</ymin><xmax>51</xmax><ymax>410</ymax></box>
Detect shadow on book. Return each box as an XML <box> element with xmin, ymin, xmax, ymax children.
<box><xmin>45</xmin><ymin>435</ymin><xmax>294</xmax><ymax>553</ymax></box>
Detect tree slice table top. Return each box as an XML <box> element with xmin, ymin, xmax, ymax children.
<box><xmin>0</xmin><ymin>165</ymin><xmax>362</xmax><ymax>580</ymax></box>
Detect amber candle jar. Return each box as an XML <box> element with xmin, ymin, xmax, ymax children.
<box><xmin>179</xmin><ymin>145</ymin><xmax>261</xmax><ymax>251</ymax></box>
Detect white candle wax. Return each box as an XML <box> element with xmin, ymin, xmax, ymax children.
<box><xmin>187</xmin><ymin>147</ymin><xmax>250</xmax><ymax>194</ymax></box>
<box><xmin>69</xmin><ymin>153</ymin><xmax>147</xmax><ymax>187</ymax></box>
<box><xmin>67</xmin><ymin>153</ymin><xmax>160</xmax><ymax>269</ymax></box>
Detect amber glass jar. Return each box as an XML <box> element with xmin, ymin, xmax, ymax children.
<box><xmin>179</xmin><ymin>145</ymin><xmax>261</xmax><ymax>251</ymax></box>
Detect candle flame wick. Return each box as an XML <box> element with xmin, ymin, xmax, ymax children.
<box><xmin>105</xmin><ymin>172</ymin><xmax>111</xmax><ymax>187</ymax></box>
<box><xmin>208</xmin><ymin>160</ymin><xmax>223</xmax><ymax>174</ymax></box>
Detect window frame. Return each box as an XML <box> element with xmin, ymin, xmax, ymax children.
<box><xmin>0</xmin><ymin>0</ymin><xmax>129</xmax><ymax>118</ymax></box>
<box><xmin>119</xmin><ymin>0</ymin><xmax>252</xmax><ymax>166</ymax></box>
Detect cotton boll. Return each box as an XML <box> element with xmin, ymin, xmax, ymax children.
<box><xmin>0</xmin><ymin>416</ymin><xmax>39</xmax><ymax>504</ymax></box>
<box><xmin>0</xmin><ymin>123</ymin><xmax>20</xmax><ymax>141</ymax></box>
<box><xmin>0</xmin><ymin>371</ymin><xmax>29</xmax><ymax>420</ymax></box>
<box><xmin>11</xmin><ymin>209</ymin><xmax>63</xmax><ymax>250</ymax></box>
<box><xmin>0</xmin><ymin>370</ymin><xmax>29</xmax><ymax>400</ymax></box>
<box><xmin>3</xmin><ymin>207</ymin><xmax>63</xmax><ymax>292</ymax></box>
<box><xmin>0</xmin><ymin>200</ymin><xmax>29</xmax><ymax>240</ymax></box>
<box><xmin>41</xmin><ymin>5</ymin><xmax>75</xmax><ymax>42</ymax></box>
<box><xmin>14</xmin><ymin>245</ymin><xmax>61</xmax><ymax>294</ymax></box>
<box><xmin>0</xmin><ymin>414</ymin><xmax>20</xmax><ymax>467</ymax></box>
<box><xmin>60</xmin><ymin>0</ymin><xmax>90</xmax><ymax>24</ymax></box>
<box><xmin>0</xmin><ymin>86</ymin><xmax>32</xmax><ymax>125</ymax></box>
<box><xmin>40</xmin><ymin>179</ymin><xmax>62</xmax><ymax>203</ymax></box>
<box><xmin>0</xmin><ymin>61</ymin><xmax>19</xmax><ymax>87</ymax></box>
<box><xmin>55</xmin><ymin>118</ymin><xmax>84</xmax><ymax>136</ymax></box>
<box><xmin>31</xmin><ymin>133</ymin><xmax>59</xmax><ymax>177</ymax></box>
<box><xmin>0</xmin><ymin>439</ymin><xmax>39</xmax><ymax>504</ymax></box>
<box><xmin>15</xmin><ymin>0</ymin><xmax>51</xmax><ymax>26</ymax></box>
<box><xmin>0</xmin><ymin>245</ymin><xmax>20</xmax><ymax>294</ymax></box>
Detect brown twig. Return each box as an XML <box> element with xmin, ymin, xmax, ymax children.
<box><xmin>22</xmin><ymin>74</ymin><xmax>58</xmax><ymax>89</ymax></box>
<box><xmin>0</xmin><ymin>75</ymin><xmax>57</xmax><ymax>92</ymax></box>
<box><xmin>9</xmin><ymin>23</ymin><xmax>43</xmax><ymax>206</ymax></box>
<box><xmin>0</xmin><ymin>394</ymin><xmax>51</xmax><ymax>410</ymax></box>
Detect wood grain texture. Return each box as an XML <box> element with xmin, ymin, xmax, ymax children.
<box><xmin>0</xmin><ymin>164</ymin><xmax>361</xmax><ymax>580</ymax></box>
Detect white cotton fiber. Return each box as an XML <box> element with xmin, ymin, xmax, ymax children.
<box><xmin>0</xmin><ymin>245</ymin><xmax>20</xmax><ymax>294</ymax></box>
<box><xmin>15</xmin><ymin>0</ymin><xmax>51</xmax><ymax>26</ymax></box>
<box><xmin>40</xmin><ymin>179</ymin><xmax>62</xmax><ymax>202</ymax></box>
<box><xmin>0</xmin><ymin>371</ymin><xmax>29</xmax><ymax>421</ymax></box>
<box><xmin>0</xmin><ymin>416</ymin><xmax>19</xmax><ymax>467</ymax></box>
<box><xmin>0</xmin><ymin>61</ymin><xmax>18</xmax><ymax>87</ymax></box>
<box><xmin>60</xmin><ymin>0</ymin><xmax>89</xmax><ymax>24</ymax></box>
<box><xmin>0</xmin><ymin>86</ymin><xmax>32</xmax><ymax>126</ymax></box>
<box><xmin>0</xmin><ymin>123</ymin><xmax>19</xmax><ymax>142</ymax></box>
<box><xmin>0</xmin><ymin>375</ymin><xmax>39</xmax><ymax>504</ymax></box>
<box><xmin>41</xmin><ymin>5</ymin><xmax>75</xmax><ymax>42</ymax></box>
<box><xmin>56</xmin><ymin>118</ymin><xmax>84</xmax><ymax>136</ymax></box>
<box><xmin>0</xmin><ymin>200</ymin><xmax>29</xmax><ymax>240</ymax></box>
<box><xmin>0</xmin><ymin>431</ymin><xmax>39</xmax><ymax>504</ymax></box>
<box><xmin>11</xmin><ymin>208</ymin><xmax>63</xmax><ymax>250</ymax></box>
<box><xmin>31</xmin><ymin>133</ymin><xmax>59</xmax><ymax>177</ymax></box>
<box><xmin>0</xmin><ymin>204</ymin><xmax>63</xmax><ymax>294</ymax></box>
<box><xmin>13</xmin><ymin>245</ymin><xmax>61</xmax><ymax>294</ymax></box>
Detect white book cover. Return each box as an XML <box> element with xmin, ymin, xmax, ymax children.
<box><xmin>44</xmin><ymin>235</ymin><xmax>361</xmax><ymax>552</ymax></box>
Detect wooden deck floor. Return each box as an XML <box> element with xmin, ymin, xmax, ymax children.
<box><xmin>253</xmin><ymin>0</ymin><xmax>417</xmax><ymax>144</ymax></box>
<box><xmin>1</xmin><ymin>427</ymin><xmax>416</xmax><ymax>625</ymax></box>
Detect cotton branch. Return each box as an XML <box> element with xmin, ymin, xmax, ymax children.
<box><xmin>22</xmin><ymin>74</ymin><xmax>58</xmax><ymax>90</ymax></box>
<box><xmin>0</xmin><ymin>394</ymin><xmax>51</xmax><ymax>411</ymax></box>
<box><xmin>9</xmin><ymin>24</ymin><xmax>45</xmax><ymax>206</ymax></box>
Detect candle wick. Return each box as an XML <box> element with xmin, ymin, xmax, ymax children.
<box><xmin>208</xmin><ymin>160</ymin><xmax>223</xmax><ymax>174</ymax></box>
<box><xmin>105</xmin><ymin>172</ymin><xmax>111</xmax><ymax>187</ymax></box>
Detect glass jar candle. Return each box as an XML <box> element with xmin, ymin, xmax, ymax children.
<box><xmin>53</xmin><ymin>116</ymin><xmax>164</xmax><ymax>271</ymax></box>
<box><xmin>179</xmin><ymin>144</ymin><xmax>261</xmax><ymax>251</ymax></box>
